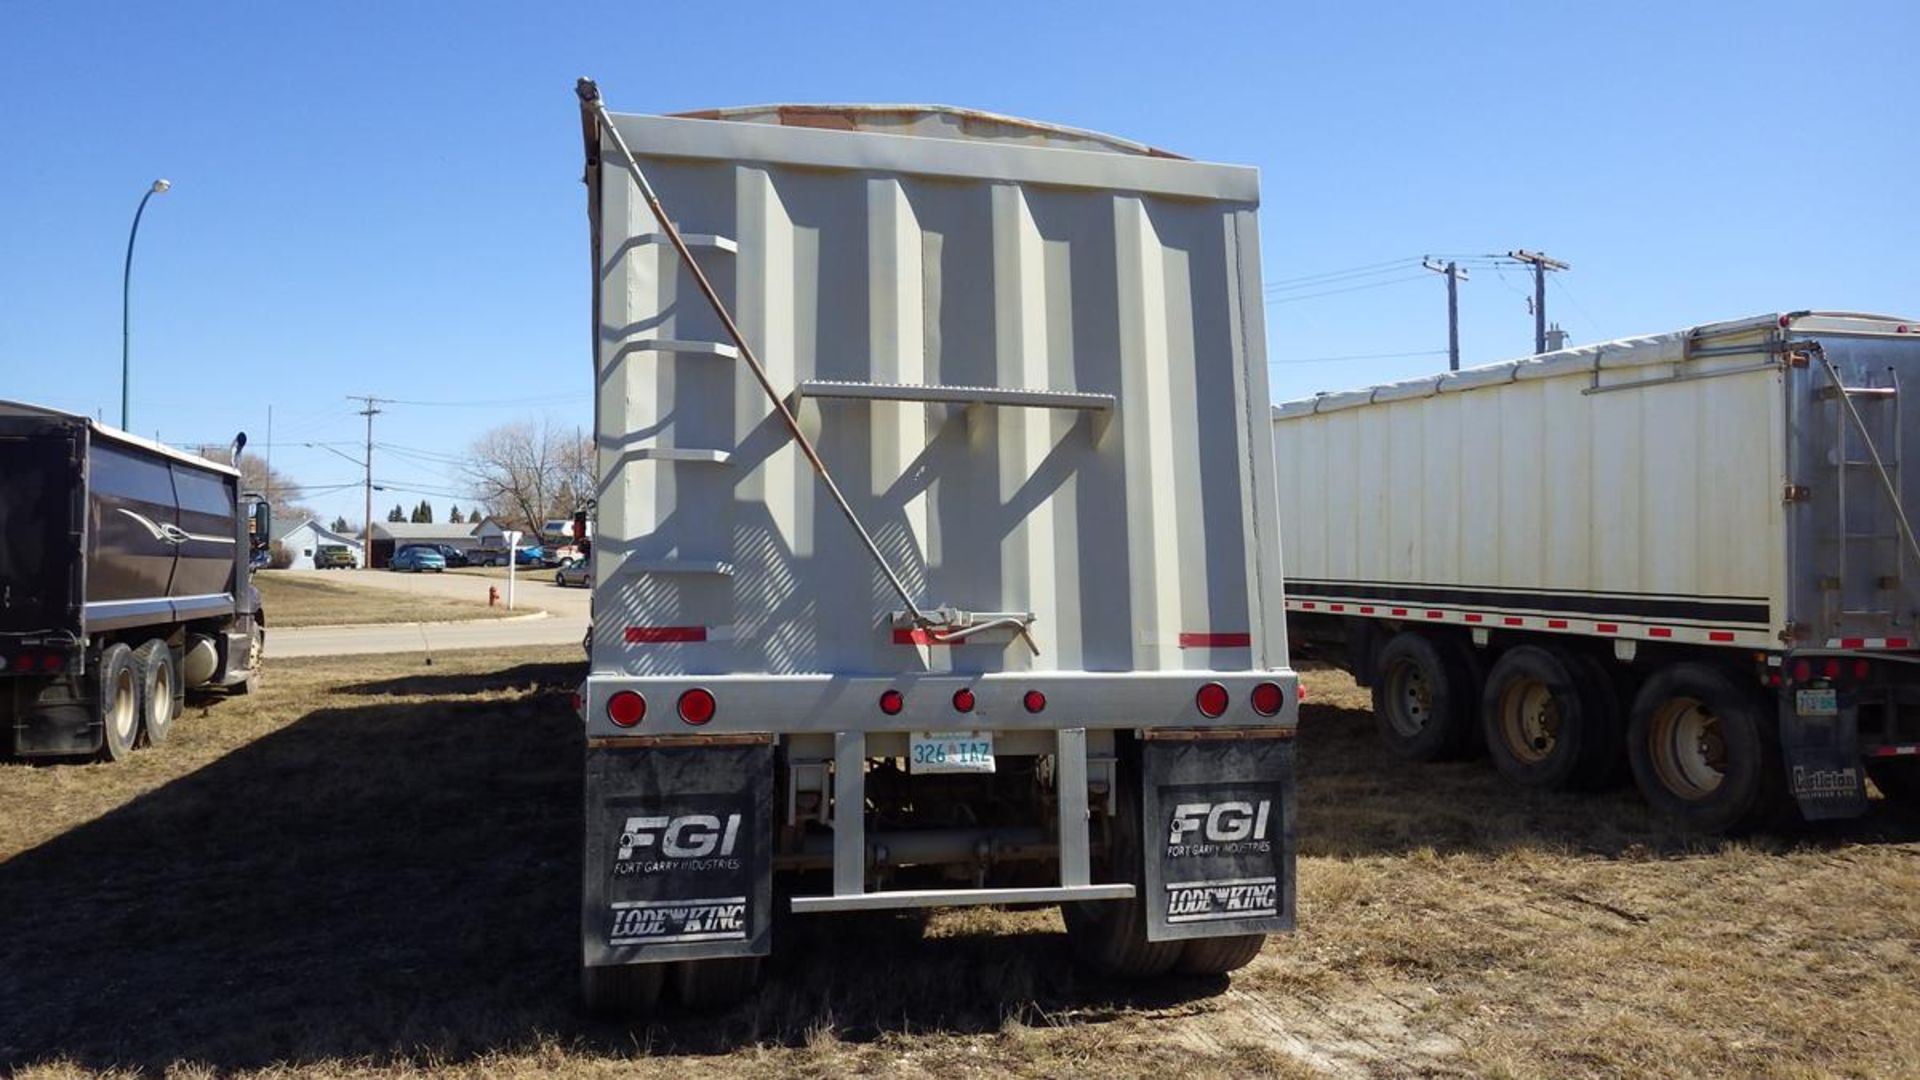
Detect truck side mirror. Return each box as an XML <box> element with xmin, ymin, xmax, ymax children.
<box><xmin>249</xmin><ymin>500</ymin><xmax>272</xmax><ymax>553</ymax></box>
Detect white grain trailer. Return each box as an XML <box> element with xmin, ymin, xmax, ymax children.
<box><xmin>573</xmin><ymin>82</ymin><xmax>1298</xmax><ymax>1013</ymax></box>
<box><xmin>1273</xmin><ymin>312</ymin><xmax>1920</xmax><ymax>832</ymax></box>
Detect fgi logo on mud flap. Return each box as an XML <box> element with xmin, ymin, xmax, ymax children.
<box><xmin>1163</xmin><ymin>798</ymin><xmax>1280</xmax><ymax>924</ymax></box>
<box><xmin>613</xmin><ymin>813</ymin><xmax>743</xmax><ymax>876</ymax></box>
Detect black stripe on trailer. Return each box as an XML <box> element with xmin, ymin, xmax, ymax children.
<box><xmin>1284</xmin><ymin>579</ymin><xmax>1769</xmax><ymax>627</ymax></box>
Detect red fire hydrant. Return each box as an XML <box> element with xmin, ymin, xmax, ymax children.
<box><xmin>488</xmin><ymin>585</ymin><xmax>500</xmax><ymax>607</ymax></box>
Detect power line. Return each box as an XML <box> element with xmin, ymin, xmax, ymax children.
<box><xmin>1265</xmin><ymin>257</ymin><xmax>1424</xmax><ymax>292</ymax></box>
<box><xmin>376</xmin><ymin>393</ymin><xmax>590</xmax><ymax>409</ymax></box>
<box><xmin>1264</xmin><ymin>273</ymin><xmax>1431</xmax><ymax>305</ymax></box>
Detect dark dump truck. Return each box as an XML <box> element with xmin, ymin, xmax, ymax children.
<box><xmin>1</xmin><ymin>400</ymin><xmax>269</xmax><ymax>761</ymax></box>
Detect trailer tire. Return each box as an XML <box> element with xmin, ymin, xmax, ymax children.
<box><xmin>97</xmin><ymin>643</ymin><xmax>140</xmax><ymax>763</ymax></box>
<box><xmin>671</xmin><ymin>957</ymin><xmax>761</xmax><ymax>1009</ymax></box>
<box><xmin>1568</xmin><ymin>653</ymin><xmax>1626</xmax><ymax>790</ymax></box>
<box><xmin>1175</xmin><ymin>933</ymin><xmax>1266</xmax><ymax>975</ymax></box>
<box><xmin>1866</xmin><ymin>758</ymin><xmax>1920</xmax><ymax>809</ymax></box>
<box><xmin>1481</xmin><ymin>646</ymin><xmax>1589</xmax><ymax>789</ymax></box>
<box><xmin>581</xmin><ymin>961</ymin><xmax>665</xmax><ymax>1018</ymax></box>
<box><xmin>132</xmin><ymin>639</ymin><xmax>179</xmax><ymax>747</ymax></box>
<box><xmin>1371</xmin><ymin>631</ymin><xmax>1474</xmax><ymax>762</ymax></box>
<box><xmin>1627</xmin><ymin>663</ymin><xmax>1783</xmax><ymax>833</ymax></box>
<box><xmin>1063</xmin><ymin>747</ymin><xmax>1183</xmax><ymax>979</ymax></box>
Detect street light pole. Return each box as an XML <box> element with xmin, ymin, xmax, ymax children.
<box><xmin>121</xmin><ymin>178</ymin><xmax>171</xmax><ymax>430</ymax></box>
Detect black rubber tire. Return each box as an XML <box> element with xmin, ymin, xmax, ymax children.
<box><xmin>1175</xmin><ymin>933</ymin><xmax>1266</xmax><ymax>975</ymax></box>
<box><xmin>132</xmin><ymin>639</ymin><xmax>179</xmax><ymax>748</ymax></box>
<box><xmin>1626</xmin><ymin>663</ymin><xmax>1785</xmax><ymax>834</ymax></box>
<box><xmin>581</xmin><ymin>962</ymin><xmax>666</xmax><ymax>1018</ymax></box>
<box><xmin>671</xmin><ymin>957</ymin><xmax>761</xmax><ymax>1009</ymax></box>
<box><xmin>1063</xmin><ymin>744</ymin><xmax>1183</xmax><ymax>979</ymax></box>
<box><xmin>96</xmin><ymin>643</ymin><xmax>140</xmax><ymax>763</ymax></box>
<box><xmin>1481</xmin><ymin>645</ymin><xmax>1590</xmax><ymax>789</ymax></box>
<box><xmin>1567</xmin><ymin>653</ymin><xmax>1627</xmax><ymax>790</ymax></box>
<box><xmin>1867</xmin><ymin>758</ymin><xmax>1920</xmax><ymax>809</ymax></box>
<box><xmin>1371</xmin><ymin>631</ymin><xmax>1474</xmax><ymax>762</ymax></box>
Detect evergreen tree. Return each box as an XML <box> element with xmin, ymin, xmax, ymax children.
<box><xmin>387</xmin><ymin>504</ymin><xmax>405</xmax><ymax>523</ymax></box>
<box><xmin>449</xmin><ymin>505</ymin><xmax>465</xmax><ymax>524</ymax></box>
<box><xmin>330</xmin><ymin>515</ymin><xmax>350</xmax><ymax>533</ymax></box>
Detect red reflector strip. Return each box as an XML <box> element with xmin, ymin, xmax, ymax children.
<box><xmin>1359</xmin><ymin>606</ymin><xmax>1375</xmax><ymax>614</ymax></box>
<box><xmin>624</xmin><ymin>626</ymin><xmax>708</xmax><ymax>643</ymax></box>
<box><xmin>1503</xmin><ymin>617</ymin><xmax>1524</xmax><ymax>627</ymax></box>
<box><xmin>1842</xmin><ymin>638</ymin><xmax>1865</xmax><ymax>649</ymax></box>
<box><xmin>1890</xmin><ymin>638</ymin><xmax>1912</xmax><ymax>649</ymax></box>
<box><xmin>1870</xmin><ymin>744</ymin><xmax>1920</xmax><ymax>758</ymax></box>
<box><xmin>1649</xmin><ymin>628</ymin><xmax>1673</xmax><ymax>638</ymax></box>
<box><xmin>1425</xmin><ymin>610</ymin><xmax>1444</xmax><ymax>620</ymax></box>
<box><xmin>1391</xmin><ymin>608</ymin><xmax>1408</xmax><ymax>617</ymax></box>
<box><xmin>1547</xmin><ymin>619</ymin><xmax>1569</xmax><ymax>630</ymax></box>
<box><xmin>1300</xmin><ymin>601</ymin><xmax>1317</xmax><ymax>610</ymax></box>
<box><xmin>1465</xmin><ymin>614</ymin><xmax>1483</xmax><ymax>623</ymax></box>
<box><xmin>1178</xmin><ymin>632</ymin><xmax>1252</xmax><ymax>648</ymax></box>
<box><xmin>1596</xmin><ymin>623</ymin><xmax>1619</xmax><ymax>634</ymax></box>
<box><xmin>1329</xmin><ymin>603</ymin><xmax>1345</xmax><ymax>612</ymax></box>
<box><xmin>1708</xmin><ymin>631</ymin><xmax>1735</xmax><ymax>643</ymax></box>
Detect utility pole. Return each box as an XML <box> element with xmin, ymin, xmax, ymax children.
<box><xmin>1507</xmin><ymin>249</ymin><xmax>1570</xmax><ymax>354</ymax></box>
<box><xmin>351</xmin><ymin>396</ymin><xmax>388</xmax><ymax>569</ymax></box>
<box><xmin>1423</xmin><ymin>258</ymin><xmax>1469</xmax><ymax>371</ymax></box>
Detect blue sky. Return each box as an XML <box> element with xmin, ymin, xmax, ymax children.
<box><xmin>4</xmin><ymin>2</ymin><xmax>1915</xmax><ymax>525</ymax></box>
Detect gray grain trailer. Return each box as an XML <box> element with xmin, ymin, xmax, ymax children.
<box><xmin>1273</xmin><ymin>313</ymin><xmax>1920</xmax><ymax>832</ymax></box>
<box><xmin>1</xmin><ymin>401</ymin><xmax>268</xmax><ymax>760</ymax></box>
<box><xmin>571</xmin><ymin>82</ymin><xmax>1299</xmax><ymax>1012</ymax></box>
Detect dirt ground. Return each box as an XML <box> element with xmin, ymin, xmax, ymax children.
<box><xmin>3</xmin><ymin>652</ymin><xmax>1917</xmax><ymax>1079</ymax></box>
<box><xmin>256</xmin><ymin>572</ymin><xmax>520</xmax><ymax>627</ymax></box>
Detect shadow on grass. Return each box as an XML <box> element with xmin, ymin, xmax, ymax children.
<box><xmin>335</xmin><ymin>661</ymin><xmax>585</xmax><ymax>698</ymax></box>
<box><xmin>0</xmin><ymin>679</ymin><xmax>1225</xmax><ymax>1074</ymax></box>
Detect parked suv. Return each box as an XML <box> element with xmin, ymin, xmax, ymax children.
<box><xmin>314</xmin><ymin>544</ymin><xmax>356</xmax><ymax>570</ymax></box>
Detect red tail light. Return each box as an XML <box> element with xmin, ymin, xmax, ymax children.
<box><xmin>678</xmin><ymin>688</ymin><xmax>716</xmax><ymax>726</ymax></box>
<box><xmin>1196</xmin><ymin>682</ymin><xmax>1229</xmax><ymax>718</ymax></box>
<box><xmin>952</xmin><ymin>688</ymin><xmax>976</xmax><ymax>713</ymax></box>
<box><xmin>1823</xmin><ymin>659</ymin><xmax>1841</xmax><ymax>680</ymax></box>
<box><xmin>1854</xmin><ymin>660</ymin><xmax>1871</xmax><ymax>680</ymax></box>
<box><xmin>1250</xmin><ymin>682</ymin><xmax>1285</xmax><ymax>716</ymax></box>
<box><xmin>879</xmin><ymin>689</ymin><xmax>904</xmax><ymax>715</ymax></box>
<box><xmin>606</xmin><ymin>690</ymin><xmax>646</xmax><ymax>727</ymax></box>
<box><xmin>1792</xmin><ymin>659</ymin><xmax>1812</xmax><ymax>682</ymax></box>
<box><xmin>1023</xmin><ymin>690</ymin><xmax>1047</xmax><ymax>714</ymax></box>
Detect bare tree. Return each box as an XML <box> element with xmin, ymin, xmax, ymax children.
<box><xmin>465</xmin><ymin>421</ymin><xmax>592</xmax><ymax>534</ymax></box>
<box><xmin>194</xmin><ymin>447</ymin><xmax>309</xmax><ymax>525</ymax></box>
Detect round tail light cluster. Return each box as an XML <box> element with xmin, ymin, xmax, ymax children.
<box><xmin>678</xmin><ymin>688</ymin><xmax>716</xmax><ymax>726</ymax></box>
<box><xmin>952</xmin><ymin>688</ymin><xmax>975</xmax><ymax>713</ymax></box>
<box><xmin>1023</xmin><ymin>690</ymin><xmax>1047</xmax><ymax>714</ymax></box>
<box><xmin>1195</xmin><ymin>682</ymin><xmax>1230</xmax><ymax>718</ymax></box>
<box><xmin>1250</xmin><ymin>681</ymin><xmax>1286</xmax><ymax>716</ymax></box>
<box><xmin>878</xmin><ymin>689</ymin><xmax>904</xmax><ymax>716</ymax></box>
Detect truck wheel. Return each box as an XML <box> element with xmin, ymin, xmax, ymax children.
<box><xmin>132</xmin><ymin>639</ymin><xmax>179</xmax><ymax>747</ymax></box>
<box><xmin>581</xmin><ymin>962</ymin><xmax>665</xmax><ymax>1018</ymax></box>
<box><xmin>1568</xmin><ymin>653</ymin><xmax>1627</xmax><ymax>790</ymax></box>
<box><xmin>671</xmin><ymin>957</ymin><xmax>761</xmax><ymax>1009</ymax></box>
<box><xmin>1627</xmin><ymin>663</ymin><xmax>1783</xmax><ymax>833</ymax></box>
<box><xmin>1175</xmin><ymin>933</ymin><xmax>1266</xmax><ymax>975</ymax></box>
<box><xmin>97</xmin><ymin>643</ymin><xmax>140</xmax><ymax>762</ymax></box>
<box><xmin>1063</xmin><ymin>746</ymin><xmax>1183</xmax><ymax>979</ymax></box>
<box><xmin>1372</xmin><ymin>631</ymin><xmax>1473</xmax><ymax>761</ymax></box>
<box><xmin>1866</xmin><ymin>758</ymin><xmax>1920</xmax><ymax>809</ymax></box>
<box><xmin>1481</xmin><ymin>646</ymin><xmax>1589</xmax><ymax>788</ymax></box>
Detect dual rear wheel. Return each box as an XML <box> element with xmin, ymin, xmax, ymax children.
<box><xmin>97</xmin><ymin>638</ymin><xmax>181</xmax><ymax>762</ymax></box>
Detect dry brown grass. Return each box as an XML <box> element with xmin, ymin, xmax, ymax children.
<box><xmin>3</xmin><ymin>654</ymin><xmax>1917</xmax><ymax>1078</ymax></box>
<box><xmin>256</xmin><ymin>572</ymin><xmax>517</xmax><ymax>628</ymax></box>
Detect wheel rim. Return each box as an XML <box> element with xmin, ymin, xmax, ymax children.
<box><xmin>1384</xmin><ymin>658</ymin><xmax>1434</xmax><ymax>737</ymax></box>
<box><xmin>1498</xmin><ymin>679</ymin><xmax>1559</xmax><ymax>764</ymax></box>
<box><xmin>151</xmin><ymin>662</ymin><xmax>173</xmax><ymax>730</ymax></box>
<box><xmin>107</xmin><ymin>667</ymin><xmax>137</xmax><ymax>746</ymax></box>
<box><xmin>1648</xmin><ymin>696</ymin><xmax>1725</xmax><ymax>799</ymax></box>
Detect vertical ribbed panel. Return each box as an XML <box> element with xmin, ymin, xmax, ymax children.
<box><xmin>1114</xmin><ymin>196</ymin><xmax>1182</xmax><ymax>669</ymax></box>
<box><xmin>991</xmin><ymin>183</ymin><xmax>1060</xmax><ymax>669</ymax></box>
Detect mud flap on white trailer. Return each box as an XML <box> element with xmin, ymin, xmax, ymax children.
<box><xmin>1780</xmin><ymin>700</ymin><xmax>1869</xmax><ymax>820</ymax></box>
<box><xmin>583</xmin><ymin>741</ymin><xmax>774</xmax><ymax>964</ymax></box>
<box><xmin>1141</xmin><ymin>735</ymin><xmax>1296</xmax><ymax>942</ymax></box>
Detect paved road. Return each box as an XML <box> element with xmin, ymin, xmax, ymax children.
<box><xmin>270</xmin><ymin>568</ymin><xmax>590</xmax><ymax>658</ymax></box>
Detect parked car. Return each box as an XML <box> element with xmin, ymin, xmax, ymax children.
<box><xmin>314</xmin><ymin>544</ymin><xmax>356</xmax><ymax>570</ymax></box>
<box><xmin>554</xmin><ymin>560</ymin><xmax>591</xmax><ymax>588</ymax></box>
<box><xmin>389</xmin><ymin>545</ymin><xmax>447</xmax><ymax>573</ymax></box>
<box><xmin>514</xmin><ymin>545</ymin><xmax>545</xmax><ymax>566</ymax></box>
<box><xmin>422</xmin><ymin>542</ymin><xmax>470</xmax><ymax>568</ymax></box>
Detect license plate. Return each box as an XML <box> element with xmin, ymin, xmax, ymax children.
<box><xmin>1796</xmin><ymin>688</ymin><xmax>1838</xmax><ymax>717</ymax></box>
<box><xmin>909</xmin><ymin>731</ymin><xmax>996</xmax><ymax>774</ymax></box>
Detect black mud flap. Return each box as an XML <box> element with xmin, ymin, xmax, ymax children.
<box><xmin>1780</xmin><ymin>699</ymin><xmax>1868</xmax><ymax>820</ymax></box>
<box><xmin>1141</xmin><ymin>734</ymin><xmax>1296</xmax><ymax>942</ymax></box>
<box><xmin>583</xmin><ymin>741</ymin><xmax>774</xmax><ymax>965</ymax></box>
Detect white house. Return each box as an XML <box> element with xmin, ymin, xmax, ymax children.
<box><xmin>274</xmin><ymin>519</ymin><xmax>365</xmax><ymax>570</ymax></box>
